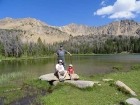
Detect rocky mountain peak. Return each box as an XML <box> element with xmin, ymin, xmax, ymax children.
<box><xmin>0</xmin><ymin>18</ymin><xmax>140</xmax><ymax>44</ymax></box>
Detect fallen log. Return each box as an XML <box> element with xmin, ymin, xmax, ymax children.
<box><xmin>115</xmin><ymin>80</ymin><xmax>137</xmax><ymax>96</ymax></box>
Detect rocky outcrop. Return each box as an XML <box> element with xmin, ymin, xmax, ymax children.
<box><xmin>53</xmin><ymin>80</ymin><xmax>94</xmax><ymax>88</ymax></box>
<box><xmin>39</xmin><ymin>73</ymin><xmax>79</xmax><ymax>81</ymax></box>
<box><xmin>60</xmin><ymin>20</ymin><xmax>140</xmax><ymax>36</ymax></box>
<box><xmin>39</xmin><ymin>73</ymin><xmax>95</xmax><ymax>88</ymax></box>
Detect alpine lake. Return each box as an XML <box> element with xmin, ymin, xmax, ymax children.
<box><xmin>1</xmin><ymin>54</ymin><xmax>140</xmax><ymax>77</ymax></box>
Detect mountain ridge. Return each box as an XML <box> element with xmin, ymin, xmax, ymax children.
<box><xmin>0</xmin><ymin>17</ymin><xmax>140</xmax><ymax>43</ymax></box>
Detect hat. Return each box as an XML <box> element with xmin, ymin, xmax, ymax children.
<box><xmin>59</xmin><ymin>60</ymin><xmax>63</xmax><ymax>63</ymax></box>
<box><xmin>60</xmin><ymin>44</ymin><xmax>63</xmax><ymax>47</ymax></box>
<box><xmin>69</xmin><ymin>64</ymin><xmax>73</xmax><ymax>67</ymax></box>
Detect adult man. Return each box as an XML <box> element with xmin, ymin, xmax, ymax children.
<box><xmin>55</xmin><ymin>60</ymin><xmax>67</xmax><ymax>81</ymax></box>
<box><xmin>54</xmin><ymin>45</ymin><xmax>72</xmax><ymax>69</ymax></box>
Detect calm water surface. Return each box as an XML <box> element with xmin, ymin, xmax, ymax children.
<box><xmin>0</xmin><ymin>54</ymin><xmax>140</xmax><ymax>76</ymax></box>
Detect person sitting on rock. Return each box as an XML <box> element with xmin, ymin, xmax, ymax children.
<box><xmin>55</xmin><ymin>60</ymin><xmax>67</xmax><ymax>82</ymax></box>
<box><xmin>67</xmin><ymin>64</ymin><xmax>75</xmax><ymax>80</ymax></box>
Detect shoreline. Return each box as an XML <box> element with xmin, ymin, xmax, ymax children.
<box><xmin>0</xmin><ymin>53</ymin><xmax>139</xmax><ymax>61</ymax></box>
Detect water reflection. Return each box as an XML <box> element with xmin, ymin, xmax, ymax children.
<box><xmin>0</xmin><ymin>54</ymin><xmax>140</xmax><ymax>76</ymax></box>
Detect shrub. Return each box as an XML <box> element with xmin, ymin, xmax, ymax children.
<box><xmin>113</xmin><ymin>65</ymin><xmax>123</xmax><ymax>71</ymax></box>
<box><xmin>131</xmin><ymin>64</ymin><xmax>140</xmax><ymax>70</ymax></box>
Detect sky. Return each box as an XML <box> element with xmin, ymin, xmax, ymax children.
<box><xmin>0</xmin><ymin>0</ymin><xmax>140</xmax><ymax>27</ymax></box>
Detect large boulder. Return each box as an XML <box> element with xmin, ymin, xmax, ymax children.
<box><xmin>115</xmin><ymin>80</ymin><xmax>137</xmax><ymax>96</ymax></box>
<box><xmin>126</xmin><ymin>98</ymin><xmax>140</xmax><ymax>105</ymax></box>
<box><xmin>53</xmin><ymin>80</ymin><xmax>94</xmax><ymax>88</ymax></box>
<box><xmin>39</xmin><ymin>73</ymin><xmax>79</xmax><ymax>81</ymax></box>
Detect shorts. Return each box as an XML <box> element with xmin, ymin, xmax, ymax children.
<box><xmin>54</xmin><ymin>70</ymin><xmax>65</xmax><ymax>76</ymax></box>
<box><xmin>59</xmin><ymin>71</ymin><xmax>65</xmax><ymax>76</ymax></box>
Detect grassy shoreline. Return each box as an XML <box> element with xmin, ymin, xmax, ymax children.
<box><xmin>0</xmin><ymin>56</ymin><xmax>53</xmax><ymax>61</ymax></box>
<box><xmin>0</xmin><ymin>53</ymin><xmax>139</xmax><ymax>61</ymax></box>
<box><xmin>0</xmin><ymin>65</ymin><xmax>140</xmax><ymax>104</ymax></box>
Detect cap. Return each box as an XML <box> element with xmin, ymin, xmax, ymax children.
<box><xmin>60</xmin><ymin>45</ymin><xmax>63</xmax><ymax>47</ymax></box>
<box><xmin>69</xmin><ymin>64</ymin><xmax>73</xmax><ymax>67</ymax></box>
<box><xmin>59</xmin><ymin>60</ymin><xmax>63</xmax><ymax>63</ymax></box>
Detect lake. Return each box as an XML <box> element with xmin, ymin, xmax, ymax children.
<box><xmin>0</xmin><ymin>54</ymin><xmax>140</xmax><ymax>77</ymax></box>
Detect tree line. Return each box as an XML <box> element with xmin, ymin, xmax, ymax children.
<box><xmin>0</xmin><ymin>29</ymin><xmax>140</xmax><ymax>58</ymax></box>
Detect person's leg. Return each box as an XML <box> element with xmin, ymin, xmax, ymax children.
<box><xmin>62</xmin><ymin>58</ymin><xmax>66</xmax><ymax>69</ymax></box>
<box><xmin>62</xmin><ymin>71</ymin><xmax>67</xmax><ymax>79</ymax></box>
<box><xmin>57</xmin><ymin>71</ymin><xmax>61</xmax><ymax>79</ymax></box>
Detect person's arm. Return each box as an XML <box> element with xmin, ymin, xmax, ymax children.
<box><xmin>54</xmin><ymin>53</ymin><xmax>57</xmax><ymax>55</ymax></box>
<box><xmin>67</xmin><ymin>68</ymin><xmax>70</xmax><ymax>74</ymax></box>
<box><xmin>54</xmin><ymin>50</ymin><xmax>59</xmax><ymax>56</ymax></box>
<box><xmin>72</xmin><ymin>68</ymin><xmax>74</xmax><ymax>74</ymax></box>
<box><xmin>55</xmin><ymin>64</ymin><xmax>59</xmax><ymax>72</ymax></box>
<box><xmin>67</xmin><ymin>51</ymin><xmax>72</xmax><ymax>56</ymax></box>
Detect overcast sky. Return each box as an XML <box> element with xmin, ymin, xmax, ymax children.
<box><xmin>0</xmin><ymin>0</ymin><xmax>140</xmax><ymax>26</ymax></box>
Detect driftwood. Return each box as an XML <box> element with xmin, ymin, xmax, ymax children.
<box><xmin>115</xmin><ymin>80</ymin><xmax>137</xmax><ymax>96</ymax></box>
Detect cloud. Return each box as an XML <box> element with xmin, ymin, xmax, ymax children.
<box><xmin>94</xmin><ymin>0</ymin><xmax>140</xmax><ymax>19</ymax></box>
<box><xmin>102</xmin><ymin>15</ymin><xmax>105</xmax><ymax>18</ymax></box>
<box><xmin>100</xmin><ymin>1</ymin><xmax>106</xmax><ymax>6</ymax></box>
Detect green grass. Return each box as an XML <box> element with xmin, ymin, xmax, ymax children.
<box><xmin>0</xmin><ymin>71</ymin><xmax>36</xmax><ymax>85</ymax></box>
<box><xmin>0</xmin><ymin>55</ymin><xmax>52</xmax><ymax>61</ymax></box>
<box><xmin>0</xmin><ymin>85</ymin><xmax>26</xmax><ymax>105</ymax></box>
<box><xmin>23</xmin><ymin>78</ymin><xmax>50</xmax><ymax>90</ymax></box>
<box><xmin>113</xmin><ymin>65</ymin><xmax>123</xmax><ymax>71</ymax></box>
<box><xmin>131</xmin><ymin>64</ymin><xmax>140</xmax><ymax>70</ymax></box>
<box><xmin>1</xmin><ymin>66</ymin><xmax>140</xmax><ymax>105</ymax></box>
<box><xmin>37</xmin><ymin>70</ymin><xmax>140</xmax><ymax>105</ymax></box>
<box><xmin>0</xmin><ymin>70</ymin><xmax>46</xmax><ymax>104</ymax></box>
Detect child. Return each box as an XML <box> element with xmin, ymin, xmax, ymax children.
<box><xmin>67</xmin><ymin>64</ymin><xmax>74</xmax><ymax>80</ymax></box>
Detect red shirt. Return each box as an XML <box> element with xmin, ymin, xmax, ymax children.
<box><xmin>68</xmin><ymin>67</ymin><xmax>74</xmax><ymax>74</ymax></box>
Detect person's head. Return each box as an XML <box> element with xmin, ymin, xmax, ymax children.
<box><xmin>58</xmin><ymin>60</ymin><xmax>63</xmax><ymax>64</ymax></box>
<box><xmin>60</xmin><ymin>45</ymin><xmax>63</xmax><ymax>50</ymax></box>
<box><xmin>69</xmin><ymin>64</ymin><xmax>73</xmax><ymax>68</ymax></box>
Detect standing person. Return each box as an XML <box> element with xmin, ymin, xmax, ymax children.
<box><xmin>54</xmin><ymin>45</ymin><xmax>72</xmax><ymax>69</ymax></box>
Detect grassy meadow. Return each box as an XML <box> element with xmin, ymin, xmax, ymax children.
<box><xmin>0</xmin><ymin>64</ymin><xmax>140</xmax><ymax>105</ymax></box>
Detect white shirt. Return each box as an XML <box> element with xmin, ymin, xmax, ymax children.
<box><xmin>55</xmin><ymin>64</ymin><xmax>65</xmax><ymax>72</ymax></box>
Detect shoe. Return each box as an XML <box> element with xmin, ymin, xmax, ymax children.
<box><xmin>59</xmin><ymin>78</ymin><xmax>64</xmax><ymax>82</ymax></box>
<box><xmin>61</xmin><ymin>78</ymin><xmax>64</xmax><ymax>82</ymax></box>
<box><xmin>59</xmin><ymin>78</ymin><xmax>62</xmax><ymax>82</ymax></box>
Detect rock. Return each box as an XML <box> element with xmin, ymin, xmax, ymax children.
<box><xmin>115</xmin><ymin>80</ymin><xmax>137</xmax><ymax>96</ymax></box>
<box><xmin>39</xmin><ymin>73</ymin><xmax>79</xmax><ymax>81</ymax></box>
<box><xmin>65</xmin><ymin>80</ymin><xmax>94</xmax><ymax>88</ymax></box>
<box><xmin>103</xmin><ymin>79</ymin><xmax>113</xmax><ymax>82</ymax></box>
<box><xmin>52</xmin><ymin>80</ymin><xmax>94</xmax><ymax>88</ymax></box>
<box><xmin>53</xmin><ymin>81</ymin><xmax>59</xmax><ymax>86</ymax></box>
<box><xmin>126</xmin><ymin>98</ymin><xmax>140</xmax><ymax>105</ymax></box>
